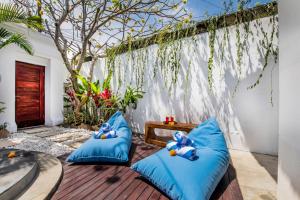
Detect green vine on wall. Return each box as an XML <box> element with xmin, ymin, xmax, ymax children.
<box><xmin>248</xmin><ymin>14</ymin><xmax>278</xmax><ymax>89</ymax></box>
<box><xmin>207</xmin><ymin>17</ymin><xmax>217</xmax><ymax>90</ymax></box>
<box><xmin>104</xmin><ymin>2</ymin><xmax>278</xmax><ymax>102</ymax></box>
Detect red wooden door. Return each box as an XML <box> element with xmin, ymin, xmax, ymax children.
<box><xmin>15</xmin><ymin>61</ymin><xmax>45</xmax><ymax>128</ymax></box>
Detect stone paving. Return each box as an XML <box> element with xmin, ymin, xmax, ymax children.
<box><xmin>0</xmin><ymin>126</ymin><xmax>92</xmax><ymax>157</ymax></box>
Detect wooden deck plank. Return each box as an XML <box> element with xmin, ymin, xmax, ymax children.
<box><xmin>51</xmin><ymin>136</ymin><xmax>243</xmax><ymax>200</ymax></box>
<box><xmin>159</xmin><ymin>195</ymin><xmax>170</xmax><ymax>200</ymax></box>
<box><xmin>64</xmin><ymin>166</ymin><xmax>129</xmax><ymax>200</ymax></box>
<box><xmin>114</xmin><ymin>178</ymin><xmax>143</xmax><ymax>200</ymax></box>
<box><xmin>137</xmin><ymin>185</ymin><xmax>155</xmax><ymax>200</ymax></box>
<box><xmin>55</xmin><ymin>165</ymin><xmax>121</xmax><ymax>200</ymax></box>
<box><xmin>126</xmin><ymin>179</ymin><xmax>149</xmax><ymax>200</ymax></box>
<box><xmin>148</xmin><ymin>189</ymin><xmax>162</xmax><ymax>200</ymax></box>
<box><xmin>55</xmin><ymin>166</ymin><xmax>102</xmax><ymax>194</ymax></box>
<box><xmin>81</xmin><ymin>153</ymin><xmax>153</xmax><ymax>200</ymax></box>
<box><xmin>53</xmin><ymin>143</ymin><xmax>157</xmax><ymax>200</ymax></box>
<box><xmin>90</xmin><ymin>168</ymin><xmax>138</xmax><ymax>200</ymax></box>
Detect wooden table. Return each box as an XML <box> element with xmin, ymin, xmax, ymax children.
<box><xmin>144</xmin><ymin>121</ymin><xmax>198</xmax><ymax>147</ymax></box>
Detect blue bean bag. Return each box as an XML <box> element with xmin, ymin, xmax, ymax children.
<box><xmin>131</xmin><ymin>118</ymin><xmax>229</xmax><ymax>200</ymax></box>
<box><xmin>66</xmin><ymin>111</ymin><xmax>132</xmax><ymax>163</ymax></box>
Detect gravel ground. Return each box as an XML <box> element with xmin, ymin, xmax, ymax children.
<box><xmin>0</xmin><ymin>127</ymin><xmax>92</xmax><ymax>157</ymax></box>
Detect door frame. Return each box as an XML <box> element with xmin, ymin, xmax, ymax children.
<box><xmin>15</xmin><ymin>61</ymin><xmax>45</xmax><ymax>128</ymax></box>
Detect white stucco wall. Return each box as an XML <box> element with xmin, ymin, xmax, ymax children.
<box><xmin>85</xmin><ymin>16</ymin><xmax>279</xmax><ymax>155</ymax></box>
<box><xmin>0</xmin><ymin>16</ymin><xmax>279</xmax><ymax>155</ymax></box>
<box><xmin>0</xmin><ymin>24</ymin><xmax>68</xmax><ymax>132</ymax></box>
<box><xmin>278</xmin><ymin>0</ymin><xmax>300</xmax><ymax>199</ymax></box>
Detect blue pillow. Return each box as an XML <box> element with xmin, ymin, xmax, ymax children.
<box><xmin>131</xmin><ymin>118</ymin><xmax>229</xmax><ymax>200</ymax></box>
<box><xmin>66</xmin><ymin>111</ymin><xmax>132</xmax><ymax>163</ymax></box>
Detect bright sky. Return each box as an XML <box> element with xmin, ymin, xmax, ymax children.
<box><xmin>186</xmin><ymin>0</ymin><xmax>273</xmax><ymax>20</ymax></box>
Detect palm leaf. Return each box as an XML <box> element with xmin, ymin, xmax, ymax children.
<box><xmin>0</xmin><ymin>27</ymin><xmax>33</xmax><ymax>54</ymax></box>
<box><xmin>0</xmin><ymin>27</ymin><xmax>10</xmax><ymax>38</ymax></box>
<box><xmin>0</xmin><ymin>4</ymin><xmax>27</xmax><ymax>24</ymax></box>
<box><xmin>0</xmin><ymin>3</ymin><xmax>43</xmax><ymax>30</ymax></box>
<box><xmin>0</xmin><ymin>3</ymin><xmax>43</xmax><ymax>54</ymax></box>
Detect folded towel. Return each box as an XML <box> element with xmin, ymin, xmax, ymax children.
<box><xmin>166</xmin><ymin>140</ymin><xmax>197</xmax><ymax>161</ymax></box>
<box><xmin>173</xmin><ymin>131</ymin><xmax>194</xmax><ymax>147</ymax></box>
<box><xmin>175</xmin><ymin>146</ymin><xmax>197</xmax><ymax>160</ymax></box>
<box><xmin>100</xmin><ymin>130</ymin><xmax>117</xmax><ymax>139</ymax></box>
<box><xmin>166</xmin><ymin>141</ymin><xmax>179</xmax><ymax>151</ymax></box>
<box><xmin>94</xmin><ymin>123</ymin><xmax>118</xmax><ymax>139</ymax></box>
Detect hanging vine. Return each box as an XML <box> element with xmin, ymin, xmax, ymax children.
<box><xmin>248</xmin><ymin>13</ymin><xmax>278</xmax><ymax>89</ymax></box>
<box><xmin>104</xmin><ymin>1</ymin><xmax>278</xmax><ymax>102</ymax></box>
<box><xmin>207</xmin><ymin>17</ymin><xmax>217</xmax><ymax>90</ymax></box>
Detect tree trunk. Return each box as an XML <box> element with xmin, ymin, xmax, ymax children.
<box><xmin>70</xmin><ymin>75</ymin><xmax>80</xmax><ymax>93</ymax></box>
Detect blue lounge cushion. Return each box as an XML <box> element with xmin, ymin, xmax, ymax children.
<box><xmin>131</xmin><ymin>118</ymin><xmax>229</xmax><ymax>200</ymax></box>
<box><xmin>66</xmin><ymin>111</ymin><xmax>132</xmax><ymax>163</ymax></box>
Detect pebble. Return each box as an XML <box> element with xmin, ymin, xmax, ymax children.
<box><xmin>0</xmin><ymin>127</ymin><xmax>92</xmax><ymax>157</ymax></box>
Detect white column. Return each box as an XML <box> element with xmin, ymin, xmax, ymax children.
<box><xmin>278</xmin><ymin>0</ymin><xmax>300</xmax><ymax>199</ymax></box>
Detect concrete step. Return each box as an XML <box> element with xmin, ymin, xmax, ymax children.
<box><xmin>0</xmin><ymin>149</ymin><xmax>38</xmax><ymax>200</ymax></box>
<box><xmin>0</xmin><ymin>149</ymin><xmax>63</xmax><ymax>200</ymax></box>
<box><xmin>17</xmin><ymin>153</ymin><xmax>63</xmax><ymax>200</ymax></box>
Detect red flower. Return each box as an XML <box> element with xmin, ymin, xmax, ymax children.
<box><xmin>100</xmin><ymin>89</ymin><xmax>112</xmax><ymax>100</ymax></box>
<box><xmin>66</xmin><ymin>89</ymin><xmax>74</xmax><ymax>97</ymax></box>
<box><xmin>66</xmin><ymin>89</ymin><xmax>75</xmax><ymax>100</ymax></box>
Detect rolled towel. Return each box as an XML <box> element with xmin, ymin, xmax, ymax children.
<box><xmin>101</xmin><ymin>130</ymin><xmax>118</xmax><ymax>139</ymax></box>
<box><xmin>94</xmin><ymin>123</ymin><xmax>117</xmax><ymax>139</ymax></box>
<box><xmin>166</xmin><ymin>140</ymin><xmax>197</xmax><ymax>161</ymax></box>
<box><xmin>175</xmin><ymin>146</ymin><xmax>197</xmax><ymax>161</ymax></box>
<box><xmin>166</xmin><ymin>141</ymin><xmax>179</xmax><ymax>151</ymax></box>
<box><xmin>93</xmin><ymin>131</ymin><xmax>102</xmax><ymax>139</ymax></box>
<box><xmin>173</xmin><ymin>131</ymin><xmax>194</xmax><ymax>147</ymax></box>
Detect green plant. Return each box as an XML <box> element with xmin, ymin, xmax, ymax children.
<box><xmin>207</xmin><ymin>17</ymin><xmax>217</xmax><ymax>90</ymax></box>
<box><xmin>0</xmin><ymin>3</ymin><xmax>43</xmax><ymax>54</ymax></box>
<box><xmin>109</xmin><ymin>1</ymin><xmax>278</xmax><ymax>104</ymax></box>
<box><xmin>0</xmin><ymin>101</ymin><xmax>5</xmax><ymax>113</ymax></box>
<box><xmin>63</xmin><ymin>72</ymin><xmax>144</xmax><ymax>127</ymax></box>
<box><xmin>120</xmin><ymin>86</ymin><xmax>145</xmax><ymax>113</ymax></box>
<box><xmin>0</xmin><ymin>122</ymin><xmax>7</xmax><ymax>130</ymax></box>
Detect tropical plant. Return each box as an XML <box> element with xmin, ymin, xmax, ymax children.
<box><xmin>120</xmin><ymin>86</ymin><xmax>144</xmax><ymax>112</ymax></box>
<box><xmin>0</xmin><ymin>3</ymin><xmax>43</xmax><ymax>54</ymax></box>
<box><xmin>63</xmin><ymin>73</ymin><xmax>144</xmax><ymax>127</ymax></box>
<box><xmin>14</xmin><ymin>0</ymin><xmax>190</xmax><ymax>115</ymax></box>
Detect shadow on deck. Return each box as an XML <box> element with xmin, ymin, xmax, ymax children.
<box><xmin>51</xmin><ymin>135</ymin><xmax>243</xmax><ymax>200</ymax></box>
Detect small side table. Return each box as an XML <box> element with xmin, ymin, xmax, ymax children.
<box><xmin>144</xmin><ymin>121</ymin><xmax>198</xmax><ymax>147</ymax></box>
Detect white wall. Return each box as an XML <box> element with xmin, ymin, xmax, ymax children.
<box><xmin>278</xmin><ymin>0</ymin><xmax>300</xmax><ymax>199</ymax></box>
<box><xmin>0</xmin><ymin>24</ymin><xmax>68</xmax><ymax>132</ymax></box>
<box><xmin>86</xmin><ymin>16</ymin><xmax>279</xmax><ymax>155</ymax></box>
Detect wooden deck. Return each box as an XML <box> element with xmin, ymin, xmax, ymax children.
<box><xmin>51</xmin><ymin>135</ymin><xmax>243</xmax><ymax>200</ymax></box>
